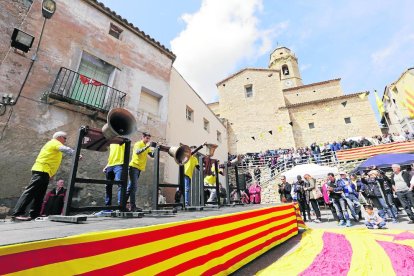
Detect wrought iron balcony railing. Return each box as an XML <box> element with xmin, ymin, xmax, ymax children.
<box><xmin>49</xmin><ymin>67</ymin><xmax>126</xmax><ymax>113</ymax></box>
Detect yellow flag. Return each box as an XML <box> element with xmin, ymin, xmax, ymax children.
<box><xmin>277</xmin><ymin>126</ymin><xmax>283</xmax><ymax>132</ymax></box>
<box><xmin>259</xmin><ymin>132</ymin><xmax>264</xmax><ymax>139</ymax></box>
<box><xmin>405</xmin><ymin>85</ymin><xmax>414</xmax><ymax>118</ymax></box>
<box><xmin>374</xmin><ymin>90</ymin><xmax>385</xmax><ymax>116</ymax></box>
<box><xmin>358</xmin><ymin>92</ymin><xmax>367</xmax><ymax>99</ymax></box>
<box><xmin>384</xmin><ymin>94</ymin><xmax>390</xmax><ymax>101</ymax></box>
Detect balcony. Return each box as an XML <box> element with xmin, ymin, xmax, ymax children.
<box><xmin>48</xmin><ymin>67</ymin><xmax>126</xmax><ymax>113</ymax></box>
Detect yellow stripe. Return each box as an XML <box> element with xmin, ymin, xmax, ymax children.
<box><xmin>346</xmin><ymin>229</ymin><xmax>396</xmax><ymax>276</ymax></box>
<box><xmin>257</xmin><ymin>229</ymin><xmax>323</xmax><ymax>275</ymax></box>
<box><xmin>9</xmin><ymin>209</ymin><xmax>295</xmax><ymax>275</ymax></box>
<box><xmin>179</xmin><ymin>223</ymin><xmax>298</xmax><ymax>276</ymax></box>
<box><xmin>0</xmin><ymin>206</ymin><xmax>288</xmax><ymax>256</ymax></box>
<box><xmin>130</xmin><ymin>214</ymin><xmax>296</xmax><ymax>275</ymax></box>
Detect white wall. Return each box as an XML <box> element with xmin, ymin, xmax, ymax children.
<box><xmin>165</xmin><ymin>67</ymin><xmax>228</xmax><ymax>184</ymax></box>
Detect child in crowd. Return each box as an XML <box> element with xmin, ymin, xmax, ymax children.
<box><xmin>364</xmin><ymin>205</ymin><xmax>386</xmax><ymax>229</ymax></box>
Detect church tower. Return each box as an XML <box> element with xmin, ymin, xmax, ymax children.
<box><xmin>269</xmin><ymin>47</ymin><xmax>303</xmax><ymax>88</ymax></box>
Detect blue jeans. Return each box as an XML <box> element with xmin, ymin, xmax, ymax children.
<box><xmin>332</xmin><ymin>197</ymin><xmax>350</xmax><ymax>220</ymax></box>
<box><xmin>184</xmin><ymin>176</ymin><xmax>191</xmax><ymax>206</ymax></box>
<box><xmin>365</xmin><ymin>221</ymin><xmax>386</xmax><ymax>228</ymax></box>
<box><xmin>127</xmin><ymin>167</ymin><xmax>141</xmax><ymax>208</ymax></box>
<box><xmin>371</xmin><ymin>197</ymin><xmax>397</xmax><ymax>219</ymax></box>
<box><xmin>344</xmin><ymin>194</ymin><xmax>360</xmax><ymax>219</ymax></box>
<box><xmin>105</xmin><ymin>165</ymin><xmax>123</xmax><ymax>206</ymax></box>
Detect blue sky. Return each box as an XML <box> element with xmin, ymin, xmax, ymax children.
<box><xmin>100</xmin><ymin>0</ymin><xmax>414</xmax><ymax>120</ymax></box>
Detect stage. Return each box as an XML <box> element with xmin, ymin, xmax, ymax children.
<box><xmin>0</xmin><ymin>203</ymin><xmax>302</xmax><ymax>275</ymax></box>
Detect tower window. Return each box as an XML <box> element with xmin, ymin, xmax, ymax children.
<box><xmin>245</xmin><ymin>85</ymin><xmax>253</xmax><ymax>98</ymax></box>
<box><xmin>308</xmin><ymin>122</ymin><xmax>315</xmax><ymax>129</ymax></box>
<box><xmin>344</xmin><ymin>117</ymin><xmax>351</xmax><ymax>124</ymax></box>
<box><xmin>282</xmin><ymin>64</ymin><xmax>290</xmax><ymax>75</ymax></box>
<box><xmin>217</xmin><ymin>131</ymin><xmax>222</xmax><ymax>142</ymax></box>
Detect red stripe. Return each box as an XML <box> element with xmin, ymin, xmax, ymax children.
<box><xmin>0</xmin><ymin>205</ymin><xmax>292</xmax><ymax>275</ymax></box>
<box><xmin>202</xmin><ymin>227</ymin><xmax>298</xmax><ymax>275</ymax></box>
<box><xmin>81</xmin><ymin>213</ymin><xmax>297</xmax><ymax>275</ymax></box>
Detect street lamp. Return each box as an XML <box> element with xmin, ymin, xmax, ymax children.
<box><xmin>42</xmin><ymin>0</ymin><xmax>56</xmax><ymax>19</ymax></box>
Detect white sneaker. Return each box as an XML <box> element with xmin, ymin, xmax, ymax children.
<box><xmin>373</xmin><ymin>225</ymin><xmax>378</xmax><ymax>229</ymax></box>
<box><xmin>313</xmin><ymin>219</ymin><xmax>321</xmax><ymax>223</ymax></box>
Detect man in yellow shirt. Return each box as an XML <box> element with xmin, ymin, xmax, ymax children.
<box><xmin>184</xmin><ymin>146</ymin><xmax>200</xmax><ymax>206</ymax></box>
<box><xmin>127</xmin><ymin>132</ymin><xmax>154</xmax><ymax>211</ymax></box>
<box><xmin>12</xmin><ymin>131</ymin><xmax>77</xmax><ymax>220</ymax></box>
<box><xmin>103</xmin><ymin>143</ymin><xmax>125</xmax><ymax>206</ymax></box>
<box><xmin>204</xmin><ymin>163</ymin><xmax>217</xmax><ymax>203</ymax></box>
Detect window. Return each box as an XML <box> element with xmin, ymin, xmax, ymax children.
<box><xmin>308</xmin><ymin>122</ymin><xmax>315</xmax><ymax>129</ymax></box>
<box><xmin>282</xmin><ymin>64</ymin><xmax>289</xmax><ymax>75</ymax></box>
<box><xmin>217</xmin><ymin>131</ymin><xmax>222</xmax><ymax>142</ymax></box>
<box><xmin>138</xmin><ymin>88</ymin><xmax>161</xmax><ymax>116</ymax></box>
<box><xmin>245</xmin><ymin>85</ymin><xmax>253</xmax><ymax>98</ymax></box>
<box><xmin>109</xmin><ymin>23</ymin><xmax>123</xmax><ymax>39</ymax></box>
<box><xmin>186</xmin><ymin>106</ymin><xmax>194</xmax><ymax>121</ymax></box>
<box><xmin>203</xmin><ymin>118</ymin><xmax>210</xmax><ymax>132</ymax></box>
<box><xmin>344</xmin><ymin>117</ymin><xmax>351</xmax><ymax>124</ymax></box>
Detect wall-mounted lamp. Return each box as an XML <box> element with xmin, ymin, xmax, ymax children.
<box><xmin>1</xmin><ymin>94</ymin><xmax>14</xmax><ymax>105</ymax></box>
<box><xmin>42</xmin><ymin>0</ymin><xmax>56</xmax><ymax>19</ymax></box>
<box><xmin>10</xmin><ymin>28</ymin><xmax>35</xmax><ymax>53</ymax></box>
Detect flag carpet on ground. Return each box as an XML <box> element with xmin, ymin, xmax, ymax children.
<box><xmin>0</xmin><ymin>204</ymin><xmax>305</xmax><ymax>275</ymax></box>
<box><xmin>258</xmin><ymin>228</ymin><xmax>414</xmax><ymax>276</ymax></box>
<box><xmin>336</xmin><ymin>141</ymin><xmax>414</xmax><ymax>162</ymax></box>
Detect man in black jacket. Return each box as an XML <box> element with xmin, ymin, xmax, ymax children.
<box><xmin>278</xmin><ymin>176</ymin><xmax>292</xmax><ymax>203</ymax></box>
<box><xmin>390</xmin><ymin>164</ymin><xmax>414</xmax><ymax>224</ymax></box>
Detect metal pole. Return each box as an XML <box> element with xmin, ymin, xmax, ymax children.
<box><xmin>119</xmin><ymin>138</ymin><xmax>130</xmax><ymax>212</ymax></box>
<box><xmin>199</xmin><ymin>156</ymin><xmax>205</xmax><ymax>206</ymax></box>
<box><xmin>63</xmin><ymin>126</ymin><xmax>85</xmax><ymax>216</ymax></box>
<box><xmin>225</xmin><ymin>163</ymin><xmax>230</xmax><ymax>205</ymax></box>
<box><xmin>153</xmin><ymin>147</ymin><xmax>160</xmax><ymax>210</ymax></box>
<box><xmin>214</xmin><ymin>160</ymin><xmax>220</xmax><ymax>206</ymax></box>
<box><xmin>179</xmin><ymin>165</ymin><xmax>185</xmax><ymax>209</ymax></box>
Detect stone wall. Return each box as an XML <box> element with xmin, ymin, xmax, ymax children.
<box><xmin>0</xmin><ymin>0</ymin><xmax>174</xmax><ymax>210</ymax></box>
<box><xmin>283</xmin><ymin>79</ymin><xmax>343</xmax><ymax>105</ymax></box>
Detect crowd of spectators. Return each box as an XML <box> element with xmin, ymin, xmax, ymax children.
<box><xmin>229</xmin><ymin>131</ymin><xmax>414</xmax><ymax>173</ymax></box>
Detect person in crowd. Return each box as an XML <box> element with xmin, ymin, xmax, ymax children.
<box><xmin>350</xmin><ymin>173</ymin><xmax>368</xmax><ymax>206</ymax></box>
<box><xmin>378</xmin><ymin>170</ymin><xmax>399</xmax><ymax>216</ymax></box>
<box><xmin>175</xmin><ymin>188</ymin><xmax>182</xmax><ymax>204</ymax></box>
<box><xmin>104</xmin><ymin>142</ymin><xmax>125</xmax><ymax>207</ymax></box>
<box><xmin>321</xmin><ymin>179</ymin><xmax>340</xmax><ymax>222</ymax></box>
<box><xmin>303</xmin><ymin>174</ymin><xmax>322</xmax><ymax>223</ymax></box>
<box><xmin>390</xmin><ymin>164</ymin><xmax>414</xmax><ymax>224</ymax></box>
<box><xmin>404</xmin><ymin>130</ymin><xmax>414</xmax><ymax>140</ymax></box>
<box><xmin>310</xmin><ymin>143</ymin><xmax>322</xmax><ymax>164</ymax></box>
<box><xmin>128</xmin><ymin>132</ymin><xmax>154</xmax><ymax>211</ymax></box>
<box><xmin>326</xmin><ymin>172</ymin><xmax>352</xmax><ymax>227</ymax></box>
<box><xmin>359</xmin><ymin>137</ymin><xmax>372</xmax><ymax>147</ymax></box>
<box><xmin>248</xmin><ymin>182</ymin><xmax>261</xmax><ymax>204</ymax></box>
<box><xmin>12</xmin><ymin>131</ymin><xmax>79</xmax><ymax>221</ymax></box>
<box><xmin>253</xmin><ymin>166</ymin><xmax>261</xmax><ymax>183</ymax></box>
<box><xmin>278</xmin><ymin>176</ymin><xmax>292</xmax><ymax>203</ymax></box>
<box><xmin>204</xmin><ymin>163</ymin><xmax>218</xmax><ymax>203</ymax></box>
<box><xmin>392</xmin><ymin>132</ymin><xmax>406</xmax><ymax>142</ymax></box>
<box><xmin>337</xmin><ymin>171</ymin><xmax>359</xmax><ymax>221</ymax></box>
<box><xmin>158</xmin><ymin>188</ymin><xmax>166</xmax><ymax>205</ymax></box>
<box><xmin>292</xmin><ymin>175</ymin><xmax>311</xmax><ymax>221</ymax></box>
<box><xmin>184</xmin><ymin>146</ymin><xmax>200</xmax><ymax>206</ymax></box>
<box><xmin>40</xmin><ymin>178</ymin><xmax>66</xmax><ymax>216</ymax></box>
<box><xmin>364</xmin><ymin>205</ymin><xmax>386</xmax><ymax>229</ymax></box>
<box><xmin>361</xmin><ymin>170</ymin><xmax>398</xmax><ymax>223</ymax></box>
<box><xmin>219</xmin><ymin>183</ymin><xmax>227</xmax><ymax>205</ymax></box>
<box><xmin>330</xmin><ymin>141</ymin><xmax>342</xmax><ymax>152</ymax></box>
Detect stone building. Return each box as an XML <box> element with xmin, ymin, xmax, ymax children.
<box><xmin>0</xmin><ymin>0</ymin><xmax>227</xmax><ymax>210</ymax></box>
<box><xmin>210</xmin><ymin>47</ymin><xmax>381</xmax><ymax>154</ymax></box>
<box><xmin>381</xmin><ymin>68</ymin><xmax>414</xmax><ymax>134</ymax></box>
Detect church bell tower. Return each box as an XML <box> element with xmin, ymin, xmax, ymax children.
<box><xmin>269</xmin><ymin>47</ymin><xmax>303</xmax><ymax>88</ymax></box>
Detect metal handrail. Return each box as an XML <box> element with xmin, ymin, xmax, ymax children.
<box><xmin>49</xmin><ymin>67</ymin><xmax>127</xmax><ymax>113</ymax></box>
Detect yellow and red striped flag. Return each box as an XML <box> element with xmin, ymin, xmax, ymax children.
<box><xmin>405</xmin><ymin>85</ymin><xmax>414</xmax><ymax>118</ymax></box>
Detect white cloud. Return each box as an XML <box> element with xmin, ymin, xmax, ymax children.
<box><xmin>371</xmin><ymin>31</ymin><xmax>414</xmax><ymax>67</ymax></box>
<box><xmin>300</xmin><ymin>64</ymin><xmax>311</xmax><ymax>72</ymax></box>
<box><xmin>171</xmin><ymin>0</ymin><xmax>287</xmax><ymax>102</ymax></box>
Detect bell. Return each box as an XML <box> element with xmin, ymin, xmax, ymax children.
<box><xmin>102</xmin><ymin>108</ymin><xmax>137</xmax><ymax>139</ymax></box>
<box><xmin>168</xmin><ymin>145</ymin><xmax>192</xmax><ymax>165</ymax></box>
<box><xmin>205</xmin><ymin>143</ymin><xmax>218</xmax><ymax>157</ymax></box>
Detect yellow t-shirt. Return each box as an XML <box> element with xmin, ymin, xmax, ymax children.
<box><xmin>129</xmin><ymin>140</ymin><xmax>151</xmax><ymax>171</ymax></box>
<box><xmin>106</xmin><ymin>143</ymin><xmax>125</xmax><ymax>167</ymax></box>
<box><xmin>31</xmin><ymin>139</ymin><xmax>63</xmax><ymax>177</ymax></box>
<box><xmin>204</xmin><ymin>164</ymin><xmax>216</xmax><ymax>186</ymax></box>
<box><xmin>184</xmin><ymin>155</ymin><xmax>199</xmax><ymax>180</ymax></box>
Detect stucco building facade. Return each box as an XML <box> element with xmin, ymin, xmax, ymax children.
<box><xmin>210</xmin><ymin>47</ymin><xmax>381</xmax><ymax>154</ymax></box>
<box><xmin>0</xmin><ymin>0</ymin><xmax>226</xmax><ymax>210</ymax></box>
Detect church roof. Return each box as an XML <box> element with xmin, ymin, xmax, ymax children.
<box><xmin>216</xmin><ymin>68</ymin><xmax>280</xmax><ymax>86</ymax></box>
<box><xmin>282</xmin><ymin>91</ymin><xmax>370</xmax><ymax>108</ymax></box>
<box><xmin>283</xmin><ymin>78</ymin><xmax>341</xmax><ymax>92</ymax></box>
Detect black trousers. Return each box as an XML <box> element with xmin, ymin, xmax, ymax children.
<box><xmin>309</xmin><ymin>199</ymin><xmax>321</xmax><ymax>219</ymax></box>
<box><xmin>13</xmin><ymin>171</ymin><xmax>50</xmax><ymax>218</ymax></box>
<box><xmin>298</xmin><ymin>200</ymin><xmax>311</xmax><ymax>221</ymax></box>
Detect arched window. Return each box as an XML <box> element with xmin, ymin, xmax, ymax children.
<box><xmin>282</xmin><ymin>64</ymin><xmax>289</xmax><ymax>75</ymax></box>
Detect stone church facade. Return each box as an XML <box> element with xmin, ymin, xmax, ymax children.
<box><xmin>209</xmin><ymin>47</ymin><xmax>381</xmax><ymax>154</ymax></box>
